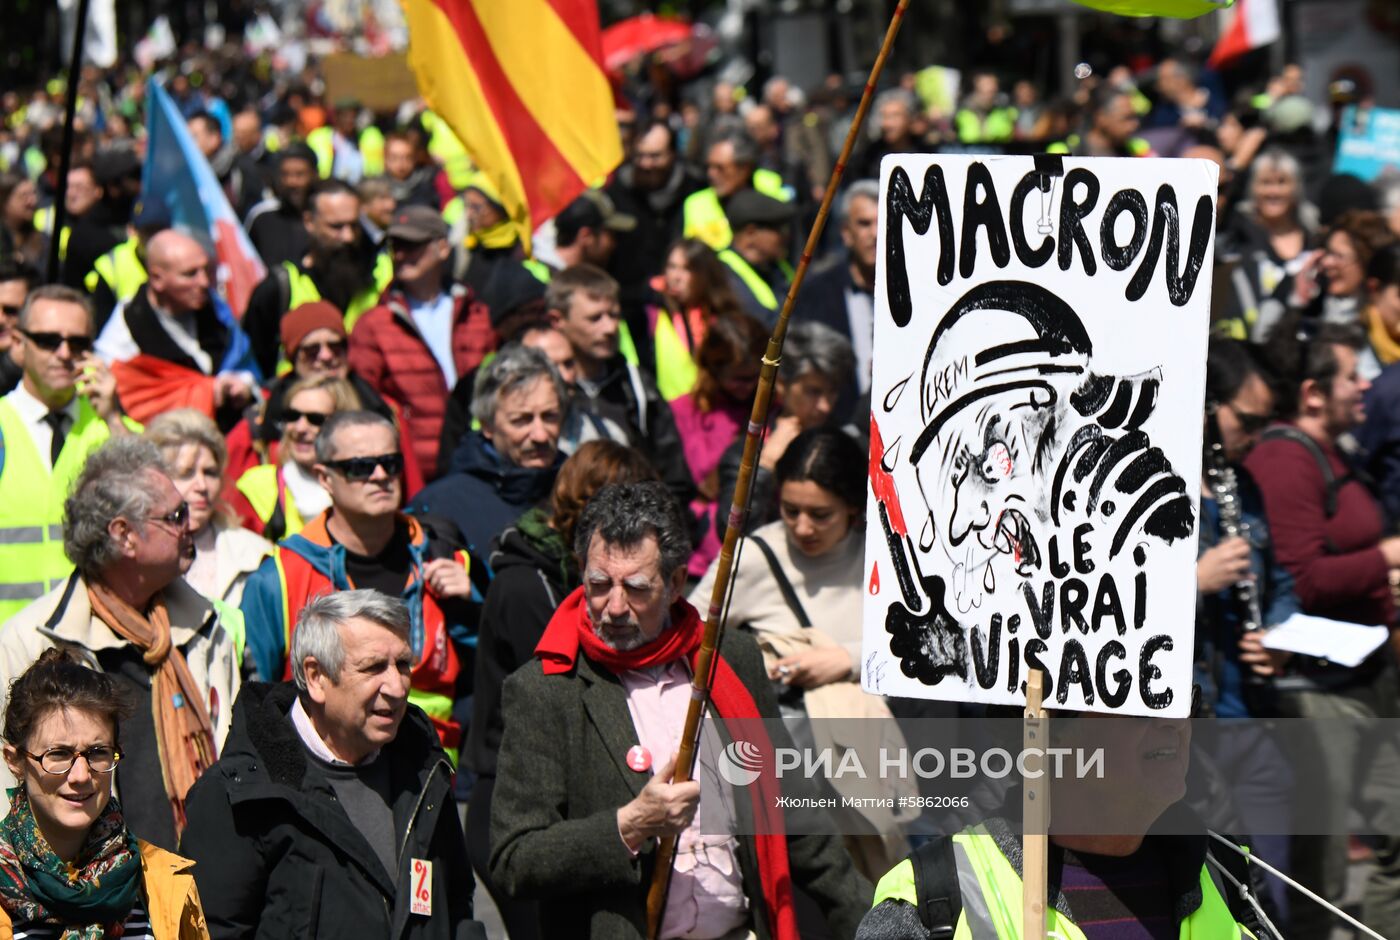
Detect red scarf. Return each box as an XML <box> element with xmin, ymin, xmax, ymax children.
<box><xmin>535</xmin><ymin>587</ymin><xmax>799</xmax><ymax>940</ymax></box>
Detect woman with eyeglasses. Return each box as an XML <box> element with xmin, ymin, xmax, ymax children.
<box><xmin>221</xmin><ymin>302</ymin><xmax>425</xmax><ymax>496</ymax></box>
<box><xmin>228</xmin><ymin>376</ymin><xmax>361</xmax><ymax>542</ymax></box>
<box><xmin>145</xmin><ymin>410</ymin><xmax>271</xmax><ymax>618</ymax></box>
<box><xmin>0</xmin><ymin>647</ymin><xmax>209</xmax><ymax>938</ymax></box>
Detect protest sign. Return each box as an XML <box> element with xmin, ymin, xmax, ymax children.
<box><xmin>1334</xmin><ymin>105</ymin><xmax>1400</xmax><ymax>181</ymax></box>
<box><xmin>862</xmin><ymin>155</ymin><xmax>1217</xmax><ymax>718</ymax></box>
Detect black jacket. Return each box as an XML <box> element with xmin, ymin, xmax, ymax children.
<box><xmin>180</xmin><ymin>682</ymin><xmax>484</xmax><ymax>940</ymax></box>
<box><xmin>467</xmin><ymin>508</ymin><xmax>576</xmax><ymax>778</ymax></box>
<box><xmin>408</xmin><ymin>431</ymin><xmax>560</xmax><ymax>555</ymax></box>
<box><xmin>574</xmin><ymin>358</ymin><xmax>697</xmax><ymax>509</ymax></box>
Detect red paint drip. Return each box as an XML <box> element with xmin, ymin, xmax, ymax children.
<box><xmin>868</xmin><ymin>415</ymin><xmax>908</xmax><ymax>537</ymax></box>
<box><xmin>869</xmin><ymin>562</ymin><xmax>881</xmax><ymax>595</ymax></box>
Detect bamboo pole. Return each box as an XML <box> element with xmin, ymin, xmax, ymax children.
<box><xmin>46</xmin><ymin>0</ymin><xmax>93</xmax><ymax>283</ymax></box>
<box><xmin>643</xmin><ymin>2</ymin><xmax>912</xmax><ymax>936</ymax></box>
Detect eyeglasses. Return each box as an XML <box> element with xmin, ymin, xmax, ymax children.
<box><xmin>278</xmin><ymin>408</ymin><xmax>332</xmax><ymax>429</ymax></box>
<box><xmin>23</xmin><ymin>745</ymin><xmax>121</xmax><ymax>775</ymax></box>
<box><xmin>323</xmin><ymin>453</ymin><xmax>404</xmax><ymax>481</ymax></box>
<box><xmin>296</xmin><ymin>339</ymin><xmax>347</xmax><ymax>362</ymax></box>
<box><xmin>149</xmin><ymin>501</ymin><xmax>189</xmax><ymax>531</ymax></box>
<box><xmin>20</xmin><ymin>330</ymin><xmax>93</xmax><ymax>355</ymax></box>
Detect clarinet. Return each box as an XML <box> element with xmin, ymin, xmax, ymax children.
<box><xmin>1205</xmin><ymin>438</ymin><xmax>1269</xmax><ymax>696</ymax></box>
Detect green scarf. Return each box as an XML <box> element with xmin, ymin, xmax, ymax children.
<box><xmin>0</xmin><ymin>786</ymin><xmax>141</xmax><ymax>938</ymax></box>
<box><xmin>516</xmin><ymin>507</ymin><xmax>576</xmax><ymax>591</ymax></box>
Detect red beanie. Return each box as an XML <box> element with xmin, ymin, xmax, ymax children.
<box><xmin>280</xmin><ymin>301</ymin><xmax>346</xmax><ymax>355</ymax></box>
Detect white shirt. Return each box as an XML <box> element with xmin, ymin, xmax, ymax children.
<box><xmin>283</xmin><ymin>461</ymin><xmax>333</xmax><ymax>521</ymax></box>
<box><xmin>845</xmin><ymin>286</ymin><xmax>875</xmax><ymax>396</ymax></box>
<box><xmin>3</xmin><ymin>383</ymin><xmax>78</xmax><ymax>472</ymax></box>
<box><xmin>408</xmin><ymin>292</ymin><xmax>457</xmax><ymax>388</ymax></box>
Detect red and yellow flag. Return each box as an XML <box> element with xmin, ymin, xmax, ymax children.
<box><xmin>401</xmin><ymin>0</ymin><xmax>623</xmax><ymax>252</ymax></box>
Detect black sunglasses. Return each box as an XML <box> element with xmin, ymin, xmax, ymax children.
<box><xmin>296</xmin><ymin>339</ymin><xmax>347</xmax><ymax>361</ymax></box>
<box><xmin>0</xmin><ymin>304</ymin><xmax>21</xmax><ymax>317</ymax></box>
<box><xmin>278</xmin><ymin>408</ymin><xmax>332</xmax><ymax>429</ymax></box>
<box><xmin>323</xmin><ymin>453</ymin><xmax>404</xmax><ymax>481</ymax></box>
<box><xmin>1228</xmin><ymin>405</ymin><xmax>1271</xmax><ymax>435</ymax></box>
<box><xmin>21</xmin><ymin>329</ymin><xmax>93</xmax><ymax>355</ymax></box>
<box><xmin>149</xmin><ymin>501</ymin><xmax>189</xmax><ymax>530</ymax></box>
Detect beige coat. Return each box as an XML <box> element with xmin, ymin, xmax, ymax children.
<box><xmin>0</xmin><ymin>574</ymin><xmax>241</xmax><ymax>803</ymax></box>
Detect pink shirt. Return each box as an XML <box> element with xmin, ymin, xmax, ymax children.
<box><xmin>620</xmin><ymin>661</ymin><xmax>749</xmax><ymax>940</ymax></box>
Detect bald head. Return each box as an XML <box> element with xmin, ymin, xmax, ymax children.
<box><xmin>146</xmin><ymin>231</ymin><xmax>211</xmax><ymax>315</ymax></box>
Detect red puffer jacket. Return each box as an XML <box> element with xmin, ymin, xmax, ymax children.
<box><xmin>348</xmin><ymin>283</ymin><xmax>497</xmax><ymax>480</ymax></box>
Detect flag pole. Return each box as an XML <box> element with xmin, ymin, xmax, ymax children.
<box><xmin>644</xmin><ymin>2</ymin><xmax>911</xmax><ymax>936</ymax></box>
<box><xmin>46</xmin><ymin>0</ymin><xmax>93</xmax><ymax>283</ymax></box>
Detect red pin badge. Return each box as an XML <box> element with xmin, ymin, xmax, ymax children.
<box><xmin>626</xmin><ymin>745</ymin><xmax>652</xmax><ymax>772</ymax></box>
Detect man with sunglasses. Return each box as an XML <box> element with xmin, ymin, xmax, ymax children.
<box><xmin>349</xmin><ymin>205</ymin><xmax>495</xmax><ymax>481</ymax></box>
<box><xmin>0</xmin><ymin>436</ymin><xmax>239</xmax><ymax>852</ymax></box>
<box><xmin>0</xmin><ymin>285</ymin><xmax>135</xmax><ymax>625</ymax></box>
<box><xmin>241</xmin><ymin>410</ymin><xmax>488</xmax><ymax>761</ymax></box>
<box><xmin>0</xmin><ymin>258</ymin><xmax>37</xmax><ymax>396</ymax></box>
<box><xmin>1245</xmin><ymin>321</ymin><xmax>1400</xmax><ymax>939</ymax></box>
<box><xmin>1192</xmin><ymin>337</ymin><xmax>1299</xmax><ymax>922</ymax></box>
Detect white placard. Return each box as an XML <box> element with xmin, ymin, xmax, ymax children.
<box><xmin>861</xmin><ymin>154</ymin><xmax>1217</xmax><ymax>717</ymax></box>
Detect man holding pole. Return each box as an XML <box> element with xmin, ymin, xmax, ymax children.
<box><xmin>490</xmin><ymin>480</ymin><xmax>869</xmax><ymax>939</ymax></box>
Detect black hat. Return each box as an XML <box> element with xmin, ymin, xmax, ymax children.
<box><xmin>278</xmin><ymin>142</ymin><xmax>317</xmax><ymax>168</ymax></box>
<box><xmin>482</xmin><ymin>262</ymin><xmax>549</xmax><ymax>330</ymax></box>
<box><xmin>93</xmin><ymin>147</ymin><xmax>141</xmax><ymax>185</ymax></box>
<box><xmin>555</xmin><ymin>189</ymin><xmax>636</xmax><ymax>246</ymax></box>
<box><xmin>726</xmin><ymin>188</ymin><xmax>795</xmax><ymax>231</ymax></box>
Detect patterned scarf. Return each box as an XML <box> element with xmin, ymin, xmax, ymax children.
<box><xmin>0</xmin><ymin>787</ymin><xmax>140</xmax><ymax>938</ymax></box>
<box><xmin>87</xmin><ymin>583</ymin><xmax>217</xmax><ymax>835</ymax></box>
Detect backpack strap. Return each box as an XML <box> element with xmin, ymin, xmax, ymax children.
<box><xmin>748</xmin><ymin>534</ymin><xmax>811</xmax><ymax>627</ymax></box>
<box><xmin>1260</xmin><ymin>426</ymin><xmax>1345</xmax><ymax>518</ymax></box>
<box><xmin>909</xmin><ymin>835</ymin><xmax>962</xmax><ymax>938</ymax></box>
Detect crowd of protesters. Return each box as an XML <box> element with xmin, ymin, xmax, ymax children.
<box><xmin>0</xmin><ymin>16</ymin><xmax>1396</xmax><ymax>939</ymax></box>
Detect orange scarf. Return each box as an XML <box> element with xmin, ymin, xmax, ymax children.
<box><xmin>87</xmin><ymin>583</ymin><xmax>217</xmax><ymax>835</ymax></box>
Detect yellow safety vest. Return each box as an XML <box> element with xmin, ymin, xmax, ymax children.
<box><xmin>871</xmin><ymin>827</ymin><xmax>1257</xmax><ymax>939</ymax></box>
<box><xmin>0</xmin><ymin>396</ymin><xmax>130</xmax><ymax>624</ymax></box>
<box><xmin>307</xmin><ymin>126</ymin><xmax>385</xmax><ymax>180</ymax></box>
<box><xmin>234</xmin><ymin>464</ymin><xmax>307</xmax><ymax>541</ymax></box>
<box><xmin>717</xmin><ymin>249</ymin><xmax>792</xmax><ymax>313</ymax></box>
<box><xmin>32</xmin><ymin>207</ymin><xmax>70</xmax><ymax>263</ymax></box>
<box><xmin>1046</xmin><ymin>135</ymin><xmax>1154</xmax><ymax>157</ymax></box>
<box><xmin>955</xmin><ymin>107</ymin><xmax>1018</xmax><ymax>143</ymax></box>
<box><xmin>682</xmin><ymin>168</ymin><xmax>791</xmax><ymax>250</ymax></box>
<box><xmin>422</xmin><ymin>111</ymin><xmax>473</xmax><ymax>191</ymax></box>
<box><xmin>282</xmin><ymin>255</ymin><xmax>393</xmax><ymax>333</ymax></box>
<box><xmin>651</xmin><ymin>311</ymin><xmax>700</xmax><ymax>402</ymax></box>
<box><xmin>83</xmin><ymin>238</ymin><xmax>147</xmax><ymax>304</ymax></box>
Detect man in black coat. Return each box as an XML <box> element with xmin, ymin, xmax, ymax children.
<box><xmin>180</xmin><ymin>589</ymin><xmax>485</xmax><ymax>940</ymax></box>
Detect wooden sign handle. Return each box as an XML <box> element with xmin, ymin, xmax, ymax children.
<box><xmin>1023</xmin><ymin>670</ymin><xmax>1050</xmax><ymax>940</ymax></box>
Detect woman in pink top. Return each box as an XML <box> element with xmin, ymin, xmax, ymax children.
<box><xmin>670</xmin><ymin>313</ymin><xmax>768</xmax><ymax>577</ymax></box>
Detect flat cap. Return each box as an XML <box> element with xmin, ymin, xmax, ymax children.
<box><xmin>726</xmin><ymin>188</ymin><xmax>795</xmax><ymax>230</ymax></box>
<box><xmin>386</xmin><ymin>204</ymin><xmax>449</xmax><ymax>242</ymax></box>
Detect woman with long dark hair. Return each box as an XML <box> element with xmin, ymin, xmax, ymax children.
<box><xmin>647</xmin><ymin>237</ymin><xmax>745</xmax><ymax>400</ymax></box>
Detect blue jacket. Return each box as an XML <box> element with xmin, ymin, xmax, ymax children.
<box><xmin>1358</xmin><ymin>361</ymin><xmax>1400</xmax><ymax>526</ymax></box>
<box><xmin>407</xmin><ymin>432</ymin><xmax>560</xmax><ymax>555</ymax></box>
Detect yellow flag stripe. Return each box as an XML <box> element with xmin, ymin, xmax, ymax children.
<box><xmin>470</xmin><ymin>0</ymin><xmax>622</xmax><ymax>188</ymax></box>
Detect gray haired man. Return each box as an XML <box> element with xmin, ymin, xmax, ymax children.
<box><xmin>491</xmin><ymin>481</ymin><xmax>869</xmax><ymax>939</ymax></box>
<box><xmin>409</xmin><ymin>342</ymin><xmax>566</xmax><ymax>553</ymax></box>
<box><xmin>0</xmin><ymin>435</ymin><xmax>239</xmax><ymax>850</ymax></box>
<box><xmin>181</xmin><ymin>589</ymin><xmax>485</xmax><ymax>940</ymax></box>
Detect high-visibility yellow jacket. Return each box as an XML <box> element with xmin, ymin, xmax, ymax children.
<box><xmin>281</xmin><ymin>255</ymin><xmax>393</xmax><ymax>333</ymax></box>
<box><xmin>84</xmin><ymin>237</ymin><xmax>147</xmax><ymax>304</ymax></box>
<box><xmin>682</xmin><ymin>168</ymin><xmax>791</xmax><ymax>250</ymax></box>
<box><xmin>869</xmin><ymin>825</ymin><xmax>1260</xmax><ymax>939</ymax></box>
<box><xmin>0</xmin><ymin>396</ymin><xmax>135</xmax><ymax>624</ymax></box>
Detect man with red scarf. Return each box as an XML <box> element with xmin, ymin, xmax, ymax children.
<box><xmin>490</xmin><ymin>481</ymin><xmax>869</xmax><ymax>939</ymax></box>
